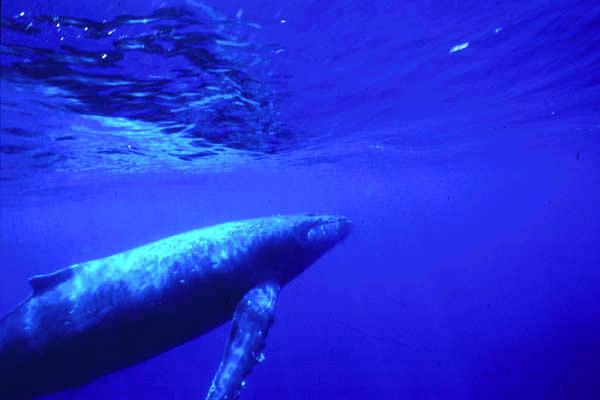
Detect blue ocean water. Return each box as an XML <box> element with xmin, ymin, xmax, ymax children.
<box><xmin>1</xmin><ymin>0</ymin><xmax>599</xmax><ymax>398</ymax></box>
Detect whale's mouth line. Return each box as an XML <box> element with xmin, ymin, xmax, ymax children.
<box><xmin>305</xmin><ymin>217</ymin><xmax>352</xmax><ymax>244</ymax></box>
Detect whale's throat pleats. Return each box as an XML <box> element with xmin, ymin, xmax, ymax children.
<box><xmin>205</xmin><ymin>282</ymin><xmax>280</xmax><ymax>400</ymax></box>
<box><xmin>28</xmin><ymin>265</ymin><xmax>80</xmax><ymax>296</ymax></box>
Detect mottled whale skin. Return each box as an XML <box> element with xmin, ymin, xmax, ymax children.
<box><xmin>0</xmin><ymin>214</ymin><xmax>352</xmax><ymax>399</ymax></box>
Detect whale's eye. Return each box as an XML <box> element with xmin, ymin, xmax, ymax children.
<box><xmin>306</xmin><ymin>222</ymin><xmax>336</xmax><ymax>242</ymax></box>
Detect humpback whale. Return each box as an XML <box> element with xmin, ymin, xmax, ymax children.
<box><xmin>0</xmin><ymin>214</ymin><xmax>352</xmax><ymax>399</ymax></box>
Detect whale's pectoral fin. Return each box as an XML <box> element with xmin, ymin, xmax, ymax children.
<box><xmin>206</xmin><ymin>282</ymin><xmax>280</xmax><ymax>400</ymax></box>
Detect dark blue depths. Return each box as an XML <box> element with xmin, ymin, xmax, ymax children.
<box><xmin>1</xmin><ymin>0</ymin><xmax>599</xmax><ymax>399</ymax></box>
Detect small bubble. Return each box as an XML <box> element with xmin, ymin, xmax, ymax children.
<box><xmin>101</xmin><ymin>53</ymin><xmax>107</xmax><ymax>59</ymax></box>
<box><xmin>280</xmin><ymin>19</ymin><xmax>287</xmax><ymax>24</ymax></box>
<box><xmin>256</xmin><ymin>352</ymin><xmax>266</xmax><ymax>363</ymax></box>
<box><xmin>18</xmin><ymin>11</ymin><xmax>25</xmax><ymax>17</ymax></box>
<box><xmin>180</xmin><ymin>279</ymin><xmax>185</xmax><ymax>284</ymax></box>
<box><xmin>241</xmin><ymin>380</ymin><xmax>246</xmax><ymax>387</ymax></box>
<box><xmin>56</xmin><ymin>23</ymin><xmax>60</xmax><ymax>28</ymax></box>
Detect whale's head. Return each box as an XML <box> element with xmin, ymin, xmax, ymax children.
<box><xmin>242</xmin><ymin>214</ymin><xmax>353</xmax><ymax>285</ymax></box>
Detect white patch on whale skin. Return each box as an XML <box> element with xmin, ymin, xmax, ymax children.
<box><xmin>23</xmin><ymin>302</ymin><xmax>35</xmax><ymax>333</ymax></box>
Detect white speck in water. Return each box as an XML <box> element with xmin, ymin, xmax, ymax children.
<box><xmin>236</xmin><ymin>9</ymin><xmax>243</xmax><ymax>19</ymax></box>
<box><xmin>60</xmin><ymin>37</ymin><xmax>64</xmax><ymax>41</ymax></box>
<box><xmin>84</xmin><ymin>27</ymin><xmax>88</xmax><ymax>31</ymax></box>
<box><xmin>495</xmin><ymin>27</ymin><xmax>502</xmax><ymax>34</ymax></box>
<box><xmin>280</xmin><ymin>19</ymin><xmax>287</xmax><ymax>24</ymax></box>
<box><xmin>101</xmin><ymin>53</ymin><xmax>107</xmax><ymax>59</ymax></box>
<box><xmin>180</xmin><ymin>279</ymin><xmax>185</xmax><ymax>284</ymax></box>
<box><xmin>18</xmin><ymin>11</ymin><xmax>25</xmax><ymax>17</ymax></box>
<box><xmin>127</xmin><ymin>144</ymin><xmax>131</xmax><ymax>149</ymax></box>
<box><xmin>449</xmin><ymin>42</ymin><xmax>469</xmax><ymax>54</ymax></box>
<box><xmin>256</xmin><ymin>352</ymin><xmax>266</xmax><ymax>363</ymax></box>
<box><xmin>26</xmin><ymin>22</ymin><xmax>33</xmax><ymax>30</ymax></box>
<box><xmin>56</xmin><ymin>23</ymin><xmax>60</xmax><ymax>28</ymax></box>
<box><xmin>241</xmin><ymin>380</ymin><xmax>246</xmax><ymax>387</ymax></box>
<box><xmin>107</xmin><ymin>29</ymin><xmax>116</xmax><ymax>35</ymax></box>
